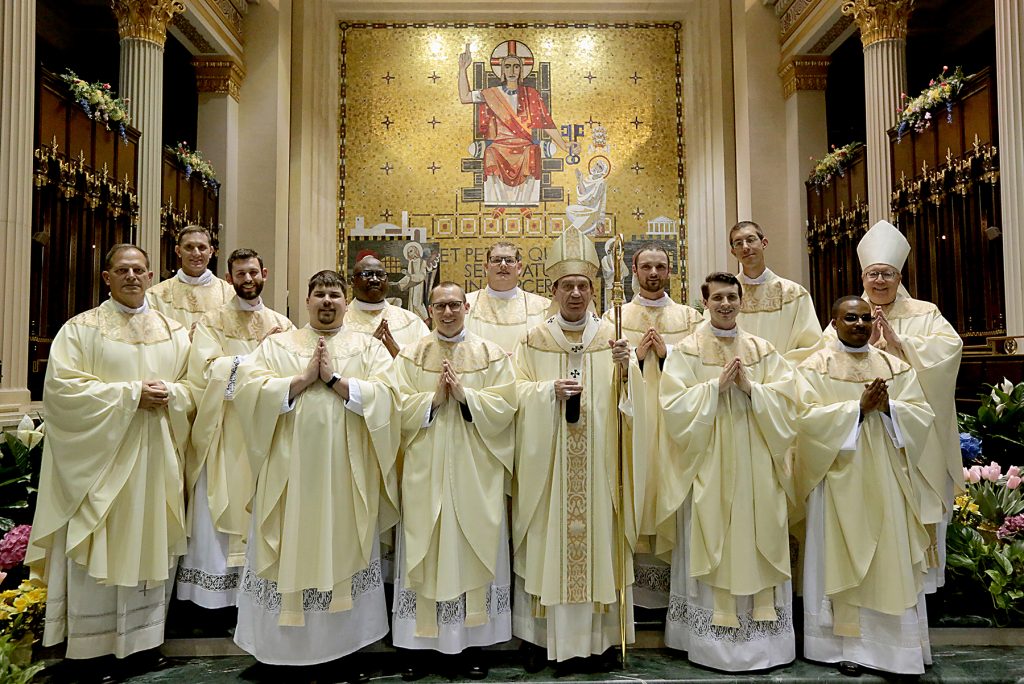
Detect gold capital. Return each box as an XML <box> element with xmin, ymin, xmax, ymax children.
<box><xmin>778</xmin><ymin>55</ymin><xmax>831</xmax><ymax>99</ymax></box>
<box><xmin>193</xmin><ymin>56</ymin><xmax>246</xmax><ymax>102</ymax></box>
<box><xmin>111</xmin><ymin>0</ymin><xmax>186</xmax><ymax>47</ymax></box>
<box><xmin>841</xmin><ymin>0</ymin><xmax>915</xmax><ymax>47</ymax></box>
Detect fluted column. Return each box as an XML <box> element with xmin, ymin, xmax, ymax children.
<box><xmin>842</xmin><ymin>0</ymin><xmax>914</xmax><ymax>225</ymax></box>
<box><xmin>996</xmin><ymin>2</ymin><xmax>1024</xmax><ymax>336</ymax></box>
<box><xmin>194</xmin><ymin>56</ymin><xmax>244</xmax><ymax>262</ymax></box>
<box><xmin>112</xmin><ymin>0</ymin><xmax>184</xmax><ymax>268</ymax></box>
<box><xmin>0</xmin><ymin>1</ymin><xmax>35</xmax><ymax>412</ymax></box>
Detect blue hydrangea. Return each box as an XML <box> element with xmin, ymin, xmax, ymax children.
<box><xmin>960</xmin><ymin>432</ymin><xmax>983</xmax><ymax>466</ymax></box>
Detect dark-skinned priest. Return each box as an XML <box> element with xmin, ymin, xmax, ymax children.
<box><xmin>232</xmin><ymin>270</ymin><xmax>399</xmax><ymax>681</ymax></box>
<box><xmin>384</xmin><ymin>282</ymin><xmax>517</xmax><ymax>679</ymax></box>
<box><xmin>511</xmin><ymin>226</ymin><xmax>635</xmax><ymax>669</ymax></box>
<box><xmin>796</xmin><ymin>295</ymin><xmax>935</xmax><ymax>677</ymax></box>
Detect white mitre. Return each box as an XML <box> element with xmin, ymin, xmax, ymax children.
<box><xmin>857</xmin><ymin>220</ymin><xmax>910</xmax><ymax>271</ymax></box>
<box><xmin>857</xmin><ymin>219</ymin><xmax>912</xmax><ymax>299</ymax></box>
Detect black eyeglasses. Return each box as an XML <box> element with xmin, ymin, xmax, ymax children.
<box><xmin>842</xmin><ymin>314</ymin><xmax>875</xmax><ymax>323</ymax></box>
<box><xmin>355</xmin><ymin>270</ymin><xmax>387</xmax><ymax>280</ymax></box>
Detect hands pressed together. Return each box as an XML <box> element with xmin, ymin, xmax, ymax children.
<box><xmin>635</xmin><ymin>327</ymin><xmax>667</xmax><ymax>362</ymax></box>
<box><xmin>432</xmin><ymin>359</ymin><xmax>465</xmax><ymax>409</ymax></box>
<box><xmin>373</xmin><ymin>319</ymin><xmax>400</xmax><ymax>358</ymax></box>
<box><xmin>860</xmin><ymin>377</ymin><xmax>890</xmax><ymax>416</ymax></box>
<box><xmin>139</xmin><ymin>380</ymin><xmax>169</xmax><ymax>409</ymax></box>
<box><xmin>869</xmin><ymin>307</ymin><xmax>903</xmax><ymax>355</ymax></box>
<box><xmin>718</xmin><ymin>357</ymin><xmax>751</xmax><ymax>395</ymax></box>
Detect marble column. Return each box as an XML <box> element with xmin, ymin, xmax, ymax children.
<box><xmin>779</xmin><ymin>56</ymin><xmax>830</xmax><ymax>286</ymax></box>
<box><xmin>842</xmin><ymin>0</ymin><xmax>914</xmax><ymax>226</ymax></box>
<box><xmin>995</xmin><ymin>1</ymin><xmax>1024</xmax><ymax>337</ymax></box>
<box><xmin>0</xmin><ymin>1</ymin><xmax>35</xmax><ymax>412</ymax></box>
<box><xmin>194</xmin><ymin>56</ymin><xmax>244</xmax><ymax>263</ymax></box>
<box><xmin>111</xmin><ymin>0</ymin><xmax>184</xmax><ymax>268</ymax></box>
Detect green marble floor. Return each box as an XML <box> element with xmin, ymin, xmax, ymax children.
<box><xmin>38</xmin><ymin>647</ymin><xmax>1024</xmax><ymax>684</ymax></box>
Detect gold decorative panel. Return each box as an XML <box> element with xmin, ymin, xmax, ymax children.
<box><xmin>338</xmin><ymin>21</ymin><xmax>687</xmax><ymax>312</ymax></box>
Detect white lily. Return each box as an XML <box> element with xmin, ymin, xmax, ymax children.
<box><xmin>1000</xmin><ymin>377</ymin><xmax>1015</xmax><ymax>395</ymax></box>
<box><xmin>13</xmin><ymin>414</ymin><xmax>44</xmax><ymax>450</ymax></box>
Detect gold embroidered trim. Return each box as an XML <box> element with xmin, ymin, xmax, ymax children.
<box><xmin>800</xmin><ymin>347</ymin><xmax>911</xmax><ymax>383</ymax></box>
<box><xmin>679</xmin><ymin>325</ymin><xmax>775</xmax><ymax>367</ymax></box>
<box><xmin>402</xmin><ymin>333</ymin><xmax>505</xmax><ymax>373</ymax></box>
<box><xmin>466</xmin><ymin>290</ymin><xmax>550</xmax><ymax>326</ymax></box>
<box><xmin>619</xmin><ymin>302</ymin><xmax>702</xmax><ymax>339</ymax></box>
<box><xmin>524</xmin><ymin>318</ymin><xmax>616</xmax><ymax>354</ymax></box>
<box><xmin>270</xmin><ymin>327</ymin><xmax>374</xmax><ymax>358</ymax></box>
<box><xmin>344</xmin><ymin>304</ymin><xmax>425</xmax><ymax>335</ymax></box>
<box><xmin>564</xmin><ymin>375</ymin><xmax>590</xmax><ymax>604</ymax></box>
<box><xmin>878</xmin><ymin>297</ymin><xmax>937</xmax><ymax>321</ymax></box>
<box><xmin>740</xmin><ymin>276</ymin><xmax>807</xmax><ymax>315</ymax></box>
<box><xmin>201</xmin><ymin>307</ymin><xmax>292</xmax><ymax>342</ymax></box>
<box><xmin>148</xmin><ymin>278</ymin><xmax>233</xmax><ymax>314</ymax></box>
<box><xmin>72</xmin><ymin>302</ymin><xmax>181</xmax><ymax>345</ymax></box>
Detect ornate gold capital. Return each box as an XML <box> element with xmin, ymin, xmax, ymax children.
<box><xmin>841</xmin><ymin>0</ymin><xmax>914</xmax><ymax>47</ymax></box>
<box><xmin>111</xmin><ymin>0</ymin><xmax>186</xmax><ymax>47</ymax></box>
<box><xmin>778</xmin><ymin>55</ymin><xmax>831</xmax><ymax>99</ymax></box>
<box><xmin>193</xmin><ymin>56</ymin><xmax>246</xmax><ymax>102</ymax></box>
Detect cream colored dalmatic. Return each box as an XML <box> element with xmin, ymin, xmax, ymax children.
<box><xmin>27</xmin><ymin>299</ymin><xmax>193</xmax><ymax>659</ymax></box>
<box><xmin>231</xmin><ymin>327</ymin><xmax>399</xmax><ymax>665</ymax></box>
<box><xmin>177</xmin><ymin>296</ymin><xmax>294</xmax><ymax>609</ymax></box>
<box><xmin>383</xmin><ymin>330</ymin><xmax>517</xmax><ymax>653</ymax></box>
<box><xmin>601</xmin><ymin>295</ymin><xmax>701</xmax><ymax>609</ymax></box>
<box><xmin>654</xmin><ymin>322</ymin><xmax>797</xmax><ymax>671</ymax></box>
<box><xmin>733</xmin><ymin>267</ymin><xmax>823</xmax><ymax>364</ymax></box>
<box><xmin>465</xmin><ymin>287</ymin><xmax>552</xmax><ymax>354</ymax></box>
<box><xmin>796</xmin><ymin>343</ymin><xmax>935</xmax><ymax>675</ymax></box>
<box><xmin>146</xmin><ymin>269</ymin><xmax>235</xmax><ymax>329</ymax></box>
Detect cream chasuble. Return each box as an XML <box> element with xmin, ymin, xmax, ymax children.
<box><xmin>465</xmin><ymin>288</ymin><xmax>552</xmax><ymax>353</ymax></box>
<box><xmin>730</xmin><ymin>269</ymin><xmax>822</xmax><ymax>363</ymax></box>
<box><xmin>866</xmin><ymin>295</ymin><xmax>963</xmax><ymax>565</ymax></box>
<box><xmin>185</xmin><ymin>298</ymin><xmax>294</xmax><ymax>564</ymax></box>
<box><xmin>147</xmin><ymin>272</ymin><xmax>235</xmax><ymax>330</ymax></box>
<box><xmin>512</xmin><ymin>313</ymin><xmax>638</xmax><ymax>660</ymax></box>
<box><xmin>601</xmin><ymin>297</ymin><xmax>701</xmax><ymax>607</ymax></box>
<box><xmin>795</xmin><ymin>346</ymin><xmax>933</xmax><ymax>641</ymax></box>
<box><xmin>343</xmin><ymin>301</ymin><xmax>430</xmax><ymax>351</ymax></box>
<box><xmin>383</xmin><ymin>331</ymin><xmax>517</xmax><ymax>640</ymax></box>
<box><xmin>657</xmin><ymin>324</ymin><xmax>796</xmax><ymax>626</ymax></box>
<box><xmin>28</xmin><ymin>300</ymin><xmax>192</xmax><ymax>656</ymax></box>
<box><xmin>233</xmin><ymin>327</ymin><xmax>399</xmax><ymax>628</ymax></box>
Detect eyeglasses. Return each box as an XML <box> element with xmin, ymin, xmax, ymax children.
<box><xmin>487</xmin><ymin>256</ymin><xmax>518</xmax><ymax>265</ymax></box>
<box><xmin>430</xmin><ymin>301</ymin><xmax>465</xmax><ymax>312</ymax></box>
<box><xmin>730</xmin><ymin>236</ymin><xmax>762</xmax><ymax>249</ymax></box>
<box><xmin>864</xmin><ymin>270</ymin><xmax>898</xmax><ymax>282</ymax></box>
<box><xmin>355</xmin><ymin>270</ymin><xmax>387</xmax><ymax>280</ymax></box>
<box><xmin>842</xmin><ymin>314</ymin><xmax>875</xmax><ymax>323</ymax></box>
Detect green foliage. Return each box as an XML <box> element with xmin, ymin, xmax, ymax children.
<box><xmin>972</xmin><ymin>380</ymin><xmax>1024</xmax><ymax>467</ymax></box>
<box><xmin>946</xmin><ymin>521</ymin><xmax>1024</xmax><ymax>625</ymax></box>
<box><xmin>0</xmin><ymin>634</ymin><xmax>44</xmax><ymax>683</ymax></box>
<box><xmin>0</xmin><ymin>422</ymin><xmax>42</xmax><ymax>534</ymax></box>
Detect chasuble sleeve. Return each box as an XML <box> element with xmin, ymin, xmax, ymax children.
<box><xmin>793</xmin><ymin>368</ymin><xmax>861</xmax><ymax>506</ymax></box>
<box><xmin>461</xmin><ymin>354</ymin><xmax>518</xmax><ymax>474</ymax></box>
<box><xmin>748</xmin><ymin>352</ymin><xmax>798</xmax><ymax>505</ymax></box>
<box><xmin>354</xmin><ymin>341</ymin><xmax>401</xmax><ymax>532</ymax></box>
<box><xmin>233</xmin><ymin>341</ymin><xmax>295</xmax><ymax>476</ymax></box>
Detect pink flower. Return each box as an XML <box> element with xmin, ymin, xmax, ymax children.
<box><xmin>968</xmin><ymin>466</ymin><xmax>982</xmax><ymax>484</ymax></box>
<box><xmin>982</xmin><ymin>462</ymin><xmax>1002</xmax><ymax>482</ymax></box>
<box><xmin>103</xmin><ymin>83</ymin><xmax>111</xmax><ymax>89</ymax></box>
<box><xmin>1009</xmin><ymin>465</ymin><xmax>1022</xmax><ymax>479</ymax></box>
<box><xmin>1008</xmin><ymin>475</ymin><xmax>1022</xmax><ymax>490</ymax></box>
<box><xmin>963</xmin><ymin>466</ymin><xmax>971</xmax><ymax>482</ymax></box>
<box><xmin>929</xmin><ymin>79</ymin><xmax>935</xmax><ymax>86</ymax></box>
<box><xmin>0</xmin><ymin>525</ymin><xmax>31</xmax><ymax>570</ymax></box>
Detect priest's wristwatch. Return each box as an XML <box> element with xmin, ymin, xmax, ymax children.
<box><xmin>326</xmin><ymin>372</ymin><xmax>342</xmax><ymax>389</ymax></box>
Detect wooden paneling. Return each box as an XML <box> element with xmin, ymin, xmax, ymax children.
<box><xmin>159</xmin><ymin>153</ymin><xmax>220</xmax><ymax>280</ymax></box>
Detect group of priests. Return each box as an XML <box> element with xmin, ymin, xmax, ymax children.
<box><xmin>24</xmin><ymin>217</ymin><xmax>962</xmax><ymax>683</ymax></box>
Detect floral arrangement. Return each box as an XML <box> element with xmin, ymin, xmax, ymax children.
<box><xmin>60</xmin><ymin>70</ymin><xmax>130</xmax><ymax>145</ymax></box>
<box><xmin>0</xmin><ymin>417</ymin><xmax>44</xmax><ymax>534</ymax></box>
<box><xmin>895</xmin><ymin>66</ymin><xmax>967</xmax><ymax>143</ymax></box>
<box><xmin>0</xmin><ymin>580</ymin><xmax>46</xmax><ymax>644</ymax></box>
<box><xmin>946</xmin><ymin>462</ymin><xmax>1024</xmax><ymax>625</ymax></box>
<box><xmin>170</xmin><ymin>141</ymin><xmax>220</xmax><ymax>193</ymax></box>
<box><xmin>959</xmin><ymin>378</ymin><xmax>1024</xmax><ymax>468</ymax></box>
<box><xmin>0</xmin><ymin>527</ymin><xmax>30</xmax><ymax>574</ymax></box>
<box><xmin>0</xmin><ymin>633</ymin><xmax>45</xmax><ymax>682</ymax></box>
<box><xmin>807</xmin><ymin>141</ymin><xmax>863</xmax><ymax>188</ymax></box>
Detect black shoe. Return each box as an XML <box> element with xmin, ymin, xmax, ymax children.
<box><xmin>838</xmin><ymin>660</ymin><xmax>863</xmax><ymax>677</ymax></box>
<box><xmin>400</xmin><ymin>664</ymin><xmax>425</xmax><ymax>682</ymax></box>
<box><xmin>520</xmin><ymin>643</ymin><xmax>546</xmax><ymax>673</ymax></box>
<box><xmin>463</xmin><ymin>651</ymin><xmax>488</xmax><ymax>680</ymax></box>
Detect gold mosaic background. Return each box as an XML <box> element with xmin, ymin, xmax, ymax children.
<box><xmin>338</xmin><ymin>22</ymin><xmax>687</xmax><ymax>303</ymax></box>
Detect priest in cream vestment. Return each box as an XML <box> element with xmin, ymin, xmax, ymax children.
<box><xmin>177</xmin><ymin>248</ymin><xmax>293</xmax><ymax>610</ymax></box>
<box><xmin>146</xmin><ymin>226</ymin><xmax>234</xmax><ymax>331</ymax></box>
<box><xmin>657</xmin><ymin>273</ymin><xmax>797</xmax><ymax>672</ymax></box>
<box><xmin>465</xmin><ymin>241</ymin><xmax>551</xmax><ymax>354</ymax></box>
<box><xmin>345</xmin><ymin>254</ymin><xmax>430</xmax><ymax>357</ymax></box>
<box><xmin>28</xmin><ymin>245</ymin><xmax>192</xmax><ymax>664</ymax></box>
<box><xmin>727</xmin><ymin>221</ymin><xmax>822</xmax><ymax>363</ymax></box>
<box><xmin>797</xmin><ymin>296</ymin><xmax>935</xmax><ymax>676</ymax></box>
<box><xmin>232</xmin><ymin>271</ymin><xmax>399</xmax><ymax>670</ymax></box>
<box><xmin>600</xmin><ymin>243</ymin><xmax>701</xmax><ymax>609</ymax></box>
<box><xmin>512</xmin><ymin>226</ymin><xmax>635</xmax><ymax>665</ymax></box>
<box><xmin>857</xmin><ymin>220</ymin><xmax>963</xmax><ymax>593</ymax></box>
<box><xmin>384</xmin><ymin>283</ymin><xmax>517</xmax><ymax>677</ymax></box>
